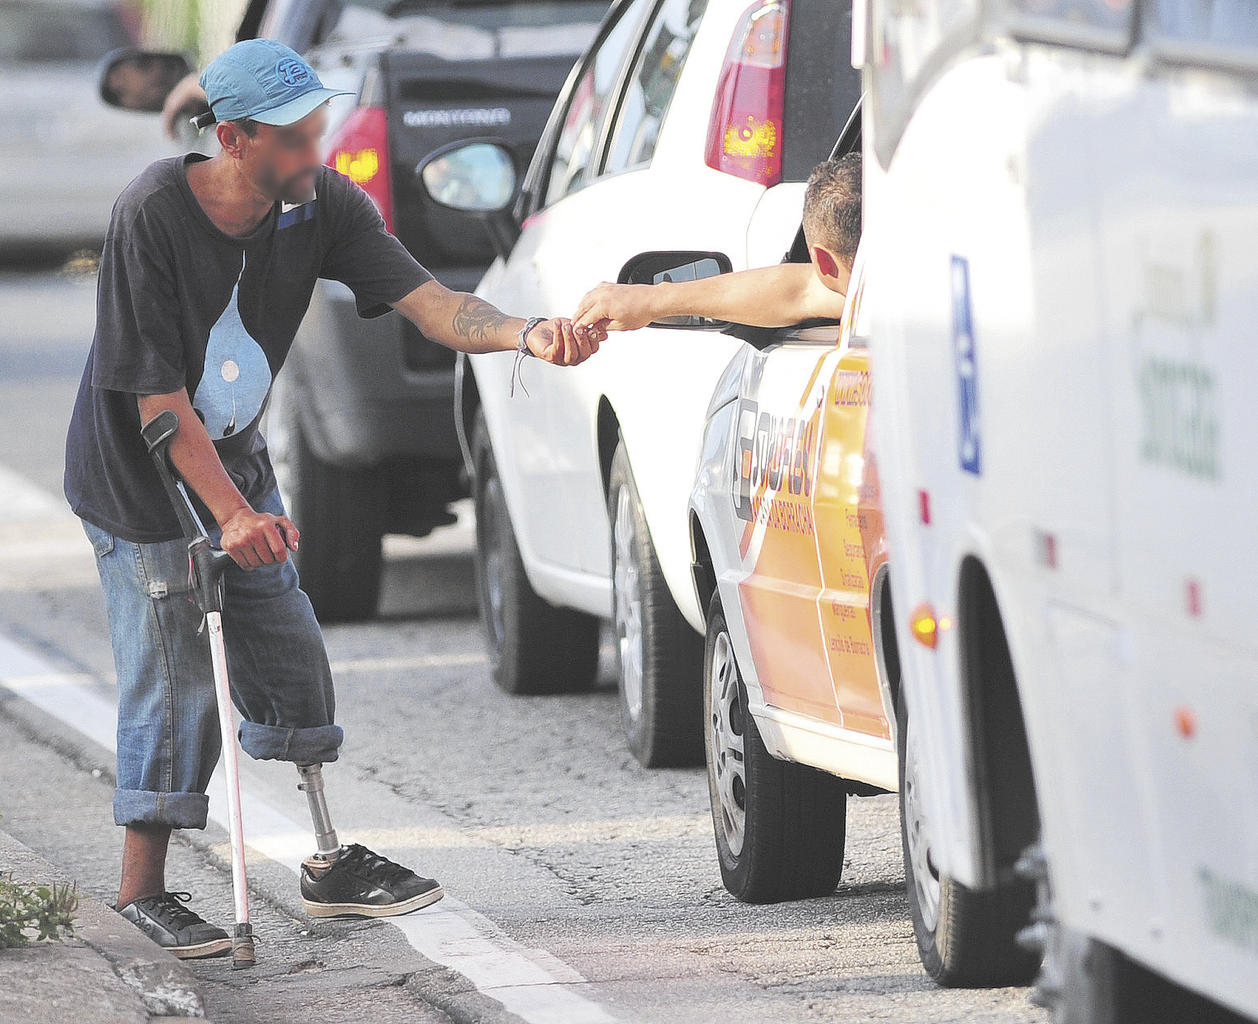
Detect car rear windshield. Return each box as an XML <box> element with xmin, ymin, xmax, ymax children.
<box><xmin>370</xmin><ymin>0</ymin><xmax>608</xmax><ymax>27</ymax></box>
<box><xmin>331</xmin><ymin>1</ymin><xmax>608</xmax><ymax>55</ymax></box>
<box><xmin>0</xmin><ymin>2</ymin><xmax>131</xmax><ymax>63</ymax></box>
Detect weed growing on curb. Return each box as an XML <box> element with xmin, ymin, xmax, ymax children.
<box><xmin>0</xmin><ymin>875</ymin><xmax>78</xmax><ymax>948</ymax></box>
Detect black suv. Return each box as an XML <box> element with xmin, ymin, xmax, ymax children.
<box><xmin>272</xmin><ymin>0</ymin><xmax>609</xmax><ymax>620</ymax></box>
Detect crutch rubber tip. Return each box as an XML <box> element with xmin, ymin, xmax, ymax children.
<box><xmin>231</xmin><ymin>925</ymin><xmax>256</xmax><ymax>969</ymax></box>
<box><xmin>231</xmin><ymin>937</ymin><xmax>256</xmax><ymax>969</ymax></box>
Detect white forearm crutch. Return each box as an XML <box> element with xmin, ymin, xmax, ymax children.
<box><xmin>141</xmin><ymin>409</ymin><xmax>255</xmax><ymax>970</ymax></box>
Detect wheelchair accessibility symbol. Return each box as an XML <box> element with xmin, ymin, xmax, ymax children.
<box><xmin>276</xmin><ymin>57</ymin><xmax>311</xmax><ymax>88</ymax></box>
<box><xmin>951</xmin><ymin>254</ymin><xmax>981</xmax><ymax>476</ymax></box>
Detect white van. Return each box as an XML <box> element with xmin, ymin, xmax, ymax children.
<box><xmin>860</xmin><ymin>1</ymin><xmax>1258</xmax><ymax>1019</ymax></box>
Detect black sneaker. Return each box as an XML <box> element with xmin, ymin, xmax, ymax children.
<box><xmin>115</xmin><ymin>891</ymin><xmax>232</xmax><ymax>959</ymax></box>
<box><xmin>300</xmin><ymin>843</ymin><xmax>444</xmax><ymax>918</ymax></box>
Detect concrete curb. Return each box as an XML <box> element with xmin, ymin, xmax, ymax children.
<box><xmin>0</xmin><ymin>828</ymin><xmax>207</xmax><ymax>1021</ymax></box>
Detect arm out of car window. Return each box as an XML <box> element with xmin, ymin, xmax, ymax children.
<box><xmin>573</xmin><ymin>263</ymin><xmax>846</xmax><ymax>333</ymax></box>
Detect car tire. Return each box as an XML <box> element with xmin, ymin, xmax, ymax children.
<box><xmin>1017</xmin><ymin>846</ymin><xmax>1247</xmax><ymax>1024</ymax></box>
<box><xmin>897</xmin><ymin>683</ymin><xmax>1040</xmax><ymax>987</ymax></box>
<box><xmin>704</xmin><ymin>593</ymin><xmax>848</xmax><ymax>903</ymax></box>
<box><xmin>608</xmin><ymin>441</ymin><xmax>704</xmax><ymax>768</ymax></box>
<box><xmin>275</xmin><ymin>385</ymin><xmax>386</xmax><ymax>623</ymax></box>
<box><xmin>1045</xmin><ymin>931</ymin><xmax>1247</xmax><ymax>1024</ymax></box>
<box><xmin>471</xmin><ymin>409</ymin><xmax>600</xmax><ymax>694</ymax></box>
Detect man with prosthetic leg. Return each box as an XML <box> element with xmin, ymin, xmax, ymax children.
<box><xmin>65</xmin><ymin>38</ymin><xmax>603</xmax><ymax>960</ymax></box>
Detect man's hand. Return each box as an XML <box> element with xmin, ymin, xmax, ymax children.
<box><xmin>573</xmin><ymin>283</ymin><xmax>656</xmax><ymax>334</ymax></box>
<box><xmin>526</xmin><ymin>317</ymin><xmax>605</xmax><ymax>366</ymax></box>
<box><xmin>390</xmin><ymin>283</ymin><xmax>607</xmax><ymax>363</ymax></box>
<box><xmin>220</xmin><ymin>509</ymin><xmax>300</xmax><ymax>570</ymax></box>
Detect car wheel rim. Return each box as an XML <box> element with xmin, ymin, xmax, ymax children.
<box><xmin>903</xmin><ymin>710</ymin><xmax>941</xmax><ymax>932</ymax></box>
<box><xmin>480</xmin><ymin>476</ymin><xmax>507</xmax><ymax>650</ymax></box>
<box><xmin>709</xmin><ymin>630</ymin><xmax>746</xmax><ymax>857</ymax></box>
<box><xmin>613</xmin><ymin>484</ymin><xmax>644</xmax><ymax>723</ymax></box>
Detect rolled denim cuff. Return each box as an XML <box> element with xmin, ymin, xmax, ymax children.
<box><xmin>113</xmin><ymin>788</ymin><xmax>210</xmax><ymax>830</ymax></box>
<box><xmin>238</xmin><ymin>722</ymin><xmax>343</xmax><ymax>764</ymax></box>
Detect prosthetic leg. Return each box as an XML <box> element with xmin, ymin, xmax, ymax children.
<box><xmin>296</xmin><ymin>763</ymin><xmax>342</xmax><ymax>864</ymax></box>
<box><xmin>294</xmin><ymin>760</ymin><xmax>446</xmax><ymax>919</ymax></box>
<box><xmin>141</xmin><ymin>410</ymin><xmax>255</xmax><ymax>970</ymax></box>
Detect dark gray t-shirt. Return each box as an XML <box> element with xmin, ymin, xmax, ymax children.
<box><xmin>65</xmin><ymin>153</ymin><xmax>433</xmax><ymax>543</ymax></box>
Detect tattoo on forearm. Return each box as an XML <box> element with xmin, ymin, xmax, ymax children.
<box><xmin>452</xmin><ymin>295</ymin><xmax>510</xmax><ymax>346</ymax></box>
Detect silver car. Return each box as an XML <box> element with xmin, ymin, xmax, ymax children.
<box><xmin>0</xmin><ymin>0</ymin><xmax>183</xmax><ymax>252</ymax></box>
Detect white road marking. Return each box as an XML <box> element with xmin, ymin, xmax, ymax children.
<box><xmin>328</xmin><ymin>651</ymin><xmax>488</xmax><ymax>674</ymax></box>
<box><xmin>0</xmin><ymin>463</ymin><xmax>65</xmax><ymax>520</ymax></box>
<box><xmin>0</xmin><ymin>631</ymin><xmax>619</xmax><ymax>1024</ymax></box>
<box><xmin>0</xmin><ymin>467</ymin><xmax>620</xmax><ymax>1024</ymax></box>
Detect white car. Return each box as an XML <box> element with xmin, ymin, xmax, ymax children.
<box><xmin>861</xmin><ymin>0</ymin><xmax>1258</xmax><ymax>1018</ymax></box>
<box><xmin>448</xmin><ymin>0</ymin><xmax>860</xmax><ymax>767</ymax></box>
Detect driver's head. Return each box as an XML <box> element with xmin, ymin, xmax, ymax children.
<box><xmin>802</xmin><ymin>153</ymin><xmax>861</xmax><ymax>294</ymax></box>
<box><xmin>199</xmin><ymin>39</ymin><xmax>352</xmax><ymax>204</ymax></box>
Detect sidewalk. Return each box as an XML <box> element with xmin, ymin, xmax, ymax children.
<box><xmin>0</xmin><ymin>828</ymin><xmax>206</xmax><ymax>1024</ymax></box>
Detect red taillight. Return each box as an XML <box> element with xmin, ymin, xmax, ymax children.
<box><xmin>704</xmin><ymin>0</ymin><xmax>789</xmax><ymax>187</ymax></box>
<box><xmin>326</xmin><ymin>106</ymin><xmax>394</xmax><ymax>232</ymax></box>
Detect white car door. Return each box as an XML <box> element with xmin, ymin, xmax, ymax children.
<box><xmin>473</xmin><ymin>0</ymin><xmax>655</xmax><ymax>579</ymax></box>
<box><xmin>545</xmin><ymin>0</ymin><xmax>776</xmax><ymax>582</ymax></box>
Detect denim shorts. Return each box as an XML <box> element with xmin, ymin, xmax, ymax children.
<box><xmin>82</xmin><ymin>488</ymin><xmax>342</xmax><ymax>830</ymax></box>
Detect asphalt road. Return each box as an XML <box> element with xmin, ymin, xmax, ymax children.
<box><xmin>0</xmin><ymin>267</ymin><xmax>1049</xmax><ymax>1024</ymax></box>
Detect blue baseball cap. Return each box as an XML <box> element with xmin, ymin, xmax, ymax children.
<box><xmin>199</xmin><ymin>39</ymin><xmax>352</xmax><ymax>126</ymax></box>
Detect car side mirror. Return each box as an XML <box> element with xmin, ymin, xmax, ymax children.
<box><xmin>419</xmin><ymin>141</ymin><xmax>518</xmax><ymax>212</ymax></box>
<box><xmin>417</xmin><ymin>140</ymin><xmax>521</xmax><ymax>258</ymax></box>
<box><xmin>99</xmin><ymin>49</ymin><xmax>193</xmax><ymax>112</ymax></box>
<box><xmin>617</xmin><ymin>250</ymin><xmax>734</xmax><ymax>330</ymax></box>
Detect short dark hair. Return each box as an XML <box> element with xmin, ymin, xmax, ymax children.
<box><xmin>802</xmin><ymin>153</ymin><xmax>862</xmax><ymax>268</ymax></box>
<box><xmin>228</xmin><ymin>117</ymin><xmax>260</xmax><ymax>137</ymax></box>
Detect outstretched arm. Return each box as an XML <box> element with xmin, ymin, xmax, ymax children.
<box><xmin>391</xmin><ymin>280</ymin><xmax>605</xmax><ymax>365</ymax></box>
<box><xmin>573</xmin><ymin>263</ymin><xmax>845</xmax><ymax>333</ymax></box>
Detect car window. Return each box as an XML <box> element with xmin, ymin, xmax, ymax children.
<box><xmin>1146</xmin><ymin>0</ymin><xmax>1258</xmax><ymax>45</ymax></box>
<box><xmin>345</xmin><ymin>0</ymin><xmax>604</xmax><ymax>16</ymax></box>
<box><xmin>0</xmin><ymin>2</ymin><xmax>130</xmax><ymax>63</ymax></box>
<box><xmin>868</xmin><ymin>0</ymin><xmax>981</xmax><ymax>167</ymax></box>
<box><xmin>327</xmin><ymin>1</ymin><xmax>609</xmax><ymax>56</ymax></box>
<box><xmin>602</xmin><ymin>0</ymin><xmax>707</xmax><ymax>175</ymax></box>
<box><xmin>543</xmin><ymin>0</ymin><xmax>654</xmax><ymax>207</ymax></box>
